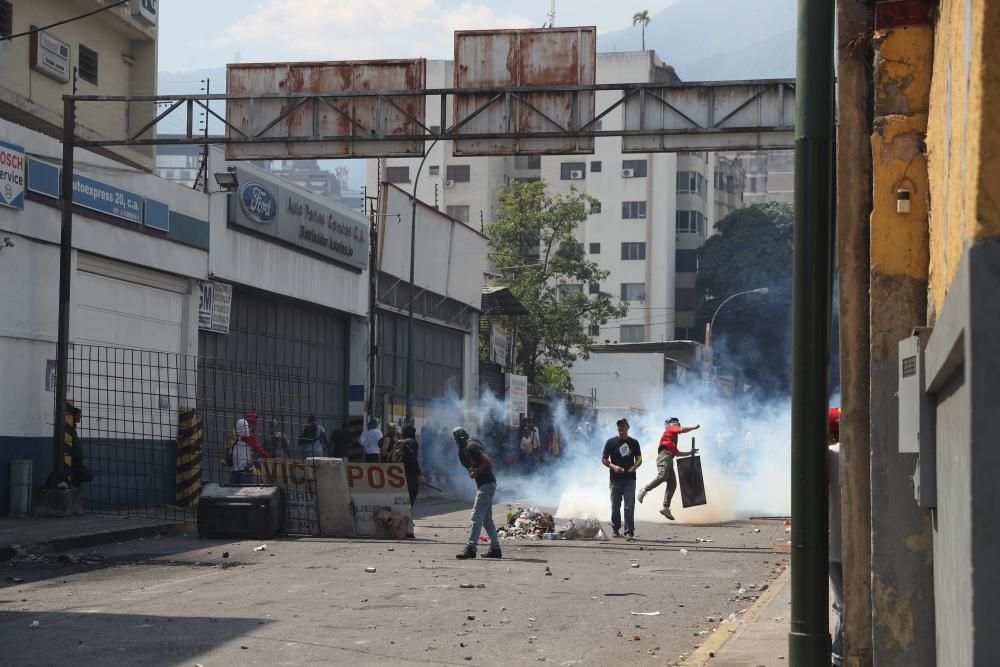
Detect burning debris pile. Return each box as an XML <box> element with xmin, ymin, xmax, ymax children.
<box><xmin>557</xmin><ymin>518</ymin><xmax>608</xmax><ymax>541</ymax></box>
<box><xmin>499</xmin><ymin>506</ymin><xmax>556</xmax><ymax>539</ymax></box>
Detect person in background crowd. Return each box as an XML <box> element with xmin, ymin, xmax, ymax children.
<box><xmin>519</xmin><ymin>419</ymin><xmax>535</xmax><ymax>470</ymax></box>
<box><xmin>330</xmin><ymin>419</ymin><xmax>354</xmax><ymax>459</ymax></box>
<box><xmin>361</xmin><ymin>417</ymin><xmax>383</xmax><ymax>463</ymax></box>
<box><xmin>452</xmin><ymin>427</ymin><xmax>502</xmax><ymax>559</ymax></box>
<box><xmin>828</xmin><ymin>407</ymin><xmax>845</xmax><ymax>667</ymax></box>
<box><xmin>601</xmin><ymin>418</ymin><xmax>642</xmax><ymax>540</ymax></box>
<box><xmin>380</xmin><ymin>422</ymin><xmax>400</xmax><ymax>462</ymax></box>
<box><xmin>265</xmin><ymin>418</ymin><xmax>291</xmax><ymax>458</ymax></box>
<box><xmin>526</xmin><ymin>417</ymin><xmax>543</xmax><ymax>465</ymax></box>
<box><xmin>638</xmin><ymin>417</ymin><xmax>700</xmax><ymax>520</ymax></box>
<box><xmin>230</xmin><ymin>418</ymin><xmax>255</xmax><ymax>484</ymax></box>
<box><xmin>68</xmin><ymin>405</ymin><xmax>93</xmax><ymax>488</ymax></box>
<box><xmin>298</xmin><ymin>415</ymin><xmax>328</xmax><ymax>458</ymax></box>
<box><xmin>392</xmin><ymin>425</ymin><xmax>424</xmax><ymax>506</ymax></box>
<box><xmin>243</xmin><ymin>411</ymin><xmax>272</xmax><ymax>461</ymax></box>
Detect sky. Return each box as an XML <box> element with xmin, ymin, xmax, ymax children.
<box><xmin>158</xmin><ymin>1</ymin><xmax>677</xmax><ymax>73</ymax></box>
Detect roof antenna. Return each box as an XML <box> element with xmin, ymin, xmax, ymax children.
<box><xmin>545</xmin><ymin>0</ymin><xmax>555</xmax><ymax>28</ymax></box>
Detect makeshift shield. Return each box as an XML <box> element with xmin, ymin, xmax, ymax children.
<box><xmin>677</xmin><ymin>454</ymin><xmax>707</xmax><ymax>508</ymax></box>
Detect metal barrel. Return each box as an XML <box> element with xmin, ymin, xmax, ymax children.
<box><xmin>9</xmin><ymin>459</ymin><xmax>33</xmax><ymax>516</ymax></box>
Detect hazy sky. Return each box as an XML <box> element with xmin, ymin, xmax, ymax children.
<box><xmin>159</xmin><ymin>1</ymin><xmax>676</xmax><ymax>73</ymax></box>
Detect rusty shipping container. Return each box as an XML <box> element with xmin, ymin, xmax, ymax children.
<box><xmin>225</xmin><ymin>59</ymin><xmax>427</xmax><ymax>160</ymax></box>
<box><xmin>453</xmin><ymin>27</ymin><xmax>596</xmax><ymax>156</ymax></box>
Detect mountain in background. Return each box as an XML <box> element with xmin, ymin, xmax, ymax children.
<box><xmin>597</xmin><ymin>0</ymin><xmax>796</xmax><ymax>80</ymax></box>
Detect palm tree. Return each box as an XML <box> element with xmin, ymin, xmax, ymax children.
<box><xmin>633</xmin><ymin>10</ymin><xmax>651</xmax><ymax>51</ymax></box>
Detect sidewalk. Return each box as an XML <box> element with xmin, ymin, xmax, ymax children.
<box><xmin>682</xmin><ymin>567</ymin><xmax>793</xmax><ymax>666</ymax></box>
<box><xmin>0</xmin><ymin>514</ymin><xmax>194</xmax><ymax>561</ymax></box>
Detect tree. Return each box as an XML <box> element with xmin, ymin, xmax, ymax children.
<box><xmin>696</xmin><ymin>202</ymin><xmax>794</xmax><ymax>397</ymax></box>
<box><xmin>632</xmin><ymin>10</ymin><xmax>651</xmax><ymax>51</ymax></box>
<box><xmin>485</xmin><ymin>180</ymin><xmax>628</xmax><ymax>385</ymax></box>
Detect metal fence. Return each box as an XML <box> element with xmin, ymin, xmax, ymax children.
<box><xmin>67</xmin><ymin>344</ymin><xmax>336</xmax><ymax>531</ymax></box>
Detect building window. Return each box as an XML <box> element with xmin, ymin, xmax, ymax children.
<box><xmin>676</xmin><ymin>171</ymin><xmax>706</xmax><ymax>196</ymax></box>
<box><xmin>591</xmin><ymin>160</ymin><xmax>602</xmax><ymax>173</ymax></box>
<box><xmin>514</xmin><ymin>176</ymin><xmax>540</xmax><ymax>183</ymax></box>
<box><xmin>78</xmin><ymin>44</ymin><xmax>99</xmax><ymax>85</ymax></box>
<box><xmin>621</xmin><ymin>242</ymin><xmax>647</xmax><ymax>260</ymax></box>
<box><xmin>430</xmin><ymin>125</ymin><xmax>441</xmax><ymax>135</ymax></box>
<box><xmin>589</xmin><ymin>324</ymin><xmax>601</xmax><ymax>336</ymax></box>
<box><xmin>0</xmin><ymin>1</ymin><xmax>11</xmax><ymax>38</ymax></box>
<box><xmin>621</xmin><ymin>201</ymin><xmax>647</xmax><ymax>219</ymax></box>
<box><xmin>620</xmin><ymin>324</ymin><xmax>645</xmax><ymax>343</ymax></box>
<box><xmin>446</xmin><ymin>165</ymin><xmax>471</xmax><ymax>182</ymax></box>
<box><xmin>621</xmin><ymin>159</ymin><xmax>647</xmax><ymax>177</ymax></box>
<box><xmin>446</xmin><ymin>205</ymin><xmax>470</xmax><ymax>223</ymax></box>
<box><xmin>676</xmin><ymin>249</ymin><xmax>698</xmax><ymax>272</ymax></box>
<box><xmin>589</xmin><ymin>283</ymin><xmax>600</xmax><ymax>295</ymax></box>
<box><xmin>428</xmin><ymin>165</ymin><xmax>440</xmax><ymax>176</ymax></box>
<box><xmin>620</xmin><ymin>283</ymin><xmax>646</xmax><ymax>302</ymax></box>
<box><xmin>726</xmin><ymin>175</ymin><xmax>735</xmax><ymax>194</ymax></box>
<box><xmin>560</xmin><ymin>162</ymin><xmax>586</xmax><ymax>180</ymax></box>
<box><xmin>675</xmin><ymin>288</ymin><xmax>699</xmax><ymax>311</ymax></box>
<box><xmin>589</xmin><ymin>242</ymin><xmax>601</xmax><ymax>254</ymax></box>
<box><xmin>676</xmin><ymin>210</ymin><xmax>706</xmax><ymax>234</ymax></box>
<box><xmin>386</xmin><ymin>166</ymin><xmax>410</xmax><ymax>183</ymax></box>
<box><xmin>515</xmin><ymin>155</ymin><xmax>541</xmax><ymax>169</ymax></box>
<box><xmin>750</xmin><ymin>176</ymin><xmax>758</xmax><ymax>193</ymax></box>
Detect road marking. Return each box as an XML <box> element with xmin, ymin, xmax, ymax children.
<box><xmin>678</xmin><ymin>565</ymin><xmax>791</xmax><ymax>666</ymax></box>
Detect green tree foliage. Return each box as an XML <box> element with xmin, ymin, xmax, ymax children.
<box><xmin>632</xmin><ymin>10</ymin><xmax>651</xmax><ymax>51</ymax></box>
<box><xmin>696</xmin><ymin>202</ymin><xmax>793</xmax><ymax>298</ymax></box>
<box><xmin>485</xmin><ymin>180</ymin><xmax>628</xmax><ymax>385</ymax></box>
<box><xmin>536</xmin><ymin>364</ymin><xmax>574</xmax><ymax>393</ymax></box>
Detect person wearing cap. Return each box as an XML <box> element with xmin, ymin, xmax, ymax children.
<box><xmin>638</xmin><ymin>417</ymin><xmax>699</xmax><ymax>520</ymax></box>
<box><xmin>828</xmin><ymin>407</ymin><xmax>844</xmax><ymax>666</ymax></box>
<box><xmin>361</xmin><ymin>417</ymin><xmax>383</xmax><ymax>463</ymax></box>
<box><xmin>601</xmin><ymin>418</ymin><xmax>643</xmax><ymax>539</ymax></box>
<box><xmin>451</xmin><ymin>427</ymin><xmax>502</xmax><ymax>559</ymax></box>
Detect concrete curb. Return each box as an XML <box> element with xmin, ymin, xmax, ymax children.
<box><xmin>0</xmin><ymin>521</ymin><xmax>196</xmax><ymax>562</ymax></box>
<box><xmin>678</xmin><ymin>565</ymin><xmax>792</xmax><ymax>666</ymax></box>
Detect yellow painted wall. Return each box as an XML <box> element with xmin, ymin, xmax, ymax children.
<box><xmin>926</xmin><ymin>0</ymin><xmax>1000</xmax><ymax>319</ymax></box>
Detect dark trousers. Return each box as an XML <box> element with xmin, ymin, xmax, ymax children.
<box><xmin>830</xmin><ymin>561</ymin><xmax>844</xmax><ymax>666</ymax></box>
<box><xmin>609</xmin><ymin>478</ymin><xmax>636</xmax><ymax>536</ymax></box>
<box><xmin>642</xmin><ymin>449</ymin><xmax>677</xmax><ymax>508</ymax></box>
<box><xmin>407</xmin><ymin>476</ymin><xmax>420</xmax><ymax>507</ymax></box>
<box><xmin>364</xmin><ymin>453</ymin><xmax>380</xmax><ymax>463</ymax></box>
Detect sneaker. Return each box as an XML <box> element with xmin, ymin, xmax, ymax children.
<box><xmin>626</xmin><ymin>534</ymin><xmax>635</xmax><ymax>542</ymax></box>
<box><xmin>637</xmin><ymin>488</ymin><xmax>647</xmax><ymax>504</ymax></box>
<box><xmin>612</xmin><ymin>531</ymin><xmax>622</xmax><ymax>538</ymax></box>
<box><xmin>481</xmin><ymin>548</ymin><xmax>503</xmax><ymax>559</ymax></box>
<box><xmin>455</xmin><ymin>547</ymin><xmax>477</xmax><ymax>559</ymax></box>
<box><xmin>660</xmin><ymin>507</ymin><xmax>675</xmax><ymax>520</ymax></box>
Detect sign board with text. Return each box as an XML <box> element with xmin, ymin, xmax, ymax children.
<box><xmin>505</xmin><ymin>373</ymin><xmax>528</xmax><ymax>428</ymax></box>
<box><xmin>0</xmin><ymin>140</ymin><xmax>25</xmax><ymax>210</ymax></box>
<box><xmin>257</xmin><ymin>459</ymin><xmax>320</xmax><ymax>535</ymax></box>
<box><xmin>345</xmin><ymin>463</ymin><xmax>413</xmax><ymax>538</ymax></box>
<box><xmin>197</xmin><ymin>281</ymin><xmax>232</xmax><ymax>333</ymax></box>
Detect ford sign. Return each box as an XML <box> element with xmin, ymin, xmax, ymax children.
<box><xmin>239</xmin><ymin>182</ymin><xmax>277</xmax><ymax>224</ymax></box>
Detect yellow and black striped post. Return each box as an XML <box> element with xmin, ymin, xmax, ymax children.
<box><xmin>176</xmin><ymin>407</ymin><xmax>203</xmax><ymax>507</ymax></box>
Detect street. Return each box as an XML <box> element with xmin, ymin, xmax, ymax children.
<box><xmin>1</xmin><ymin>496</ymin><xmax>789</xmax><ymax>666</ymax></box>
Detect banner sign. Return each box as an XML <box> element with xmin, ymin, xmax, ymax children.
<box><xmin>257</xmin><ymin>459</ymin><xmax>320</xmax><ymax>536</ymax></box>
<box><xmin>505</xmin><ymin>373</ymin><xmax>528</xmax><ymax>428</ymax></box>
<box><xmin>197</xmin><ymin>281</ymin><xmax>232</xmax><ymax>333</ymax></box>
<box><xmin>345</xmin><ymin>463</ymin><xmax>413</xmax><ymax>538</ymax></box>
<box><xmin>228</xmin><ymin>168</ymin><xmax>368</xmax><ymax>271</ymax></box>
<box><xmin>0</xmin><ymin>140</ymin><xmax>25</xmax><ymax>210</ymax></box>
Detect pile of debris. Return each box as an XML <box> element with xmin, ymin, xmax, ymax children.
<box><xmin>557</xmin><ymin>518</ymin><xmax>608</xmax><ymax>541</ymax></box>
<box><xmin>498</xmin><ymin>506</ymin><xmax>556</xmax><ymax>539</ymax></box>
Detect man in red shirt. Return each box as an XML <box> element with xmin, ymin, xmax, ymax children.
<box><xmin>637</xmin><ymin>417</ymin><xmax>699</xmax><ymax>519</ymax></box>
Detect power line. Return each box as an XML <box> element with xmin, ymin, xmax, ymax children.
<box><xmin>1</xmin><ymin>0</ymin><xmax>131</xmax><ymax>42</ymax></box>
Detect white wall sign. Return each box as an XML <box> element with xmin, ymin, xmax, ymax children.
<box><xmin>490</xmin><ymin>325</ymin><xmax>508</xmax><ymax>367</ymax></box>
<box><xmin>131</xmin><ymin>0</ymin><xmax>158</xmax><ymax>25</ymax></box>
<box><xmin>31</xmin><ymin>31</ymin><xmax>70</xmax><ymax>83</ymax></box>
<box><xmin>0</xmin><ymin>141</ymin><xmax>25</xmax><ymax>210</ymax></box>
<box><xmin>198</xmin><ymin>281</ymin><xmax>233</xmax><ymax>333</ymax></box>
<box><xmin>345</xmin><ymin>463</ymin><xmax>413</xmax><ymax>538</ymax></box>
<box><xmin>505</xmin><ymin>373</ymin><xmax>528</xmax><ymax>428</ymax></box>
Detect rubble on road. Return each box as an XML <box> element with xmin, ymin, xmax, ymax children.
<box><xmin>558</xmin><ymin>518</ymin><xmax>608</xmax><ymax>541</ymax></box>
<box><xmin>498</xmin><ymin>507</ymin><xmax>555</xmax><ymax>539</ymax></box>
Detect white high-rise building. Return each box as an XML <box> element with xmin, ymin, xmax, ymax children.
<box><xmin>367</xmin><ymin>51</ymin><xmax>742</xmax><ymax>344</ymax></box>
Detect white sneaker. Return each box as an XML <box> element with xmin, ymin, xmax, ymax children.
<box><xmin>637</xmin><ymin>488</ymin><xmax>647</xmax><ymax>504</ymax></box>
<box><xmin>660</xmin><ymin>508</ymin><xmax>675</xmax><ymax>520</ymax></box>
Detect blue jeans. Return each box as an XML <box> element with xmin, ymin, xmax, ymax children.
<box><xmin>301</xmin><ymin>442</ymin><xmax>324</xmax><ymax>458</ymax></box>
<box><xmin>229</xmin><ymin>469</ymin><xmax>255</xmax><ymax>485</ymax></box>
<box><xmin>610</xmin><ymin>478</ymin><xmax>636</xmax><ymax>536</ymax></box>
<box><xmin>467</xmin><ymin>482</ymin><xmax>500</xmax><ymax>550</ymax></box>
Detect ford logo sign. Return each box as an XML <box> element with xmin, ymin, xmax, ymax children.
<box><xmin>239</xmin><ymin>182</ymin><xmax>277</xmax><ymax>224</ymax></box>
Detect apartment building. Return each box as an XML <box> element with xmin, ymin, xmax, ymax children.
<box><xmin>367</xmin><ymin>51</ymin><xmax>735</xmax><ymax>345</ymax></box>
<box><xmin>0</xmin><ymin>0</ymin><xmax>159</xmax><ymax>171</ymax></box>
<box><xmin>740</xmin><ymin>149</ymin><xmax>794</xmax><ymax>205</ymax></box>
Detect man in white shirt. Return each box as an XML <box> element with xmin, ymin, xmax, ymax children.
<box><xmin>361</xmin><ymin>418</ymin><xmax>383</xmax><ymax>463</ymax></box>
<box><xmin>231</xmin><ymin>418</ymin><xmax>254</xmax><ymax>484</ymax></box>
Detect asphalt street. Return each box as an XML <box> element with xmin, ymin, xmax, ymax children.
<box><xmin>0</xmin><ymin>497</ymin><xmax>789</xmax><ymax>666</ymax></box>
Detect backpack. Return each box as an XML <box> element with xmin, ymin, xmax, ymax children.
<box><xmin>387</xmin><ymin>436</ymin><xmax>408</xmax><ymax>464</ymax></box>
<box><xmin>299</xmin><ymin>423</ymin><xmax>319</xmax><ymax>445</ymax></box>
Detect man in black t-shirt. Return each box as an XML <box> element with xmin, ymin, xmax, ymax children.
<box><xmin>601</xmin><ymin>418</ymin><xmax>643</xmax><ymax>539</ymax></box>
<box><xmin>452</xmin><ymin>427</ymin><xmax>502</xmax><ymax>560</ymax></box>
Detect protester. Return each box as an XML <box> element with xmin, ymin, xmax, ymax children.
<box><xmin>527</xmin><ymin>417</ymin><xmax>543</xmax><ymax>464</ymax></box>
<box><xmin>265</xmin><ymin>418</ymin><xmax>291</xmax><ymax>458</ymax></box>
<box><xmin>330</xmin><ymin>420</ymin><xmax>354</xmax><ymax>459</ymax></box>
<box><xmin>828</xmin><ymin>407</ymin><xmax>844</xmax><ymax>667</ymax></box>
<box><xmin>230</xmin><ymin>418</ymin><xmax>255</xmax><ymax>484</ymax></box>
<box><xmin>361</xmin><ymin>418</ymin><xmax>383</xmax><ymax>463</ymax></box>
<box><xmin>390</xmin><ymin>425</ymin><xmax>424</xmax><ymax>506</ymax></box>
<box><xmin>297</xmin><ymin>415</ymin><xmax>328</xmax><ymax>458</ymax></box>
<box><xmin>380</xmin><ymin>422</ymin><xmax>400</xmax><ymax>462</ymax></box>
<box><xmin>452</xmin><ymin>427</ymin><xmax>502</xmax><ymax>559</ymax></box>
<box><xmin>243</xmin><ymin>411</ymin><xmax>272</xmax><ymax>461</ymax></box>
<box><xmin>601</xmin><ymin>418</ymin><xmax>642</xmax><ymax>540</ymax></box>
<box><xmin>68</xmin><ymin>405</ymin><xmax>93</xmax><ymax>488</ymax></box>
<box><xmin>638</xmin><ymin>417</ymin><xmax>700</xmax><ymax>520</ymax></box>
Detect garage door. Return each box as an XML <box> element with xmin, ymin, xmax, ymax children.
<box><xmin>74</xmin><ymin>270</ymin><xmax>185</xmax><ymax>353</ymax></box>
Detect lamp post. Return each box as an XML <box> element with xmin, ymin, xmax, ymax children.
<box><xmin>704</xmin><ymin>287</ymin><xmax>769</xmax><ymax>372</ymax></box>
<box><xmin>405</xmin><ymin>138</ymin><xmax>440</xmax><ymax>426</ymax></box>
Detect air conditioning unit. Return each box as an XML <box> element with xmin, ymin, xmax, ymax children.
<box><xmin>622</xmin><ymin>168</ymin><xmax>635</xmax><ymax>178</ymax></box>
<box><xmin>569</xmin><ymin>170</ymin><xmax>584</xmax><ymax>180</ymax></box>
<box><xmin>444</xmin><ymin>179</ymin><xmax>455</xmax><ymax>188</ymax></box>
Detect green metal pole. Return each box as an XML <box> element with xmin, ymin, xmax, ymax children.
<box><xmin>789</xmin><ymin>0</ymin><xmax>836</xmax><ymax>665</ymax></box>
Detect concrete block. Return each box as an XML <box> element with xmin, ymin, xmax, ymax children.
<box><xmin>31</xmin><ymin>488</ymin><xmax>83</xmax><ymax>517</ymax></box>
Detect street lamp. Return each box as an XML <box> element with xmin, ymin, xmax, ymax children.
<box><xmin>704</xmin><ymin>287</ymin><xmax>769</xmax><ymax>372</ymax></box>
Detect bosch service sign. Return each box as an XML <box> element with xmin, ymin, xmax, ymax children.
<box><xmin>0</xmin><ymin>140</ymin><xmax>25</xmax><ymax>210</ymax></box>
<box><xmin>238</xmin><ymin>181</ymin><xmax>278</xmax><ymax>224</ymax></box>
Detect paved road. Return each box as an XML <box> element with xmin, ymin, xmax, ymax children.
<box><xmin>0</xmin><ymin>497</ymin><xmax>789</xmax><ymax>666</ymax></box>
